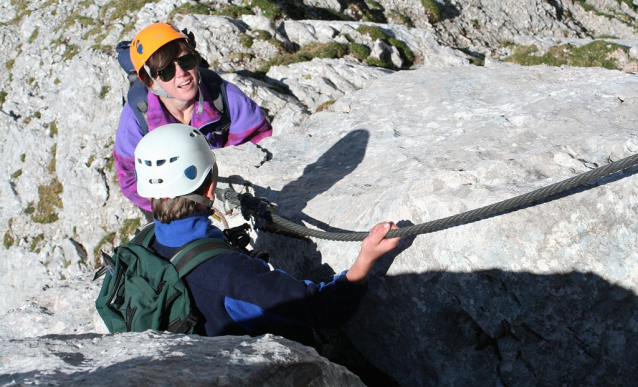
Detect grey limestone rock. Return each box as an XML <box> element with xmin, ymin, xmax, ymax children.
<box><xmin>2</xmin><ymin>0</ymin><xmax>638</xmax><ymax>385</ymax></box>
<box><xmin>235</xmin><ymin>63</ymin><xmax>638</xmax><ymax>387</ymax></box>
<box><xmin>266</xmin><ymin>58</ymin><xmax>394</xmax><ymax>112</ymax></box>
<box><xmin>0</xmin><ymin>332</ymin><xmax>365</xmax><ymax>386</ymax></box>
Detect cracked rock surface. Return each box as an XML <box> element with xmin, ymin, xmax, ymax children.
<box><xmin>1</xmin><ymin>0</ymin><xmax>638</xmax><ymax>386</ymax></box>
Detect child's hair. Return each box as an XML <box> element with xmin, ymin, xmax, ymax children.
<box><xmin>151</xmin><ymin>164</ymin><xmax>218</xmax><ymax>223</ymax></box>
<box><xmin>138</xmin><ymin>39</ymin><xmax>201</xmax><ymax>87</ymax></box>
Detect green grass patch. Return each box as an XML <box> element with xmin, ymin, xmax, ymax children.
<box><xmin>421</xmin><ymin>0</ymin><xmax>441</xmax><ymax>23</ymax></box>
<box><xmin>3</xmin><ymin>232</ymin><xmax>14</xmax><ymax>249</ymax></box>
<box><xmin>62</xmin><ymin>44</ymin><xmax>80</xmax><ymax>61</ymax></box>
<box><xmin>34</xmin><ymin>111</ymin><xmax>41</xmax><ymax>119</ymax></box>
<box><xmin>311</xmin><ymin>6</ymin><xmax>351</xmax><ymax>21</ymax></box>
<box><xmin>246</xmin><ymin>0</ymin><xmax>284</xmax><ymax>20</ymax></box>
<box><xmin>254</xmin><ymin>29</ymin><xmax>273</xmax><ymax>40</ymax></box>
<box><xmin>357</xmin><ymin>25</ymin><xmax>387</xmax><ymax>41</ymax></box>
<box><xmin>91</xmin><ymin>44</ymin><xmax>112</xmax><ymax>52</ymax></box>
<box><xmin>98</xmin><ymin>85</ymin><xmax>109</xmax><ymax>99</ymax></box>
<box><xmin>349</xmin><ymin>42</ymin><xmax>371</xmax><ymax>61</ymax></box>
<box><xmin>20</xmin><ymin>153</ymin><xmax>26</xmax><ymax>162</ymax></box>
<box><xmin>576</xmin><ymin>1</ymin><xmax>596</xmax><ymax>12</ymax></box>
<box><xmin>169</xmin><ymin>2</ymin><xmax>211</xmax><ymax>21</ymax></box>
<box><xmin>504</xmin><ymin>41</ymin><xmax>627</xmax><ymax>70</ymax></box>
<box><xmin>389</xmin><ymin>11</ymin><xmax>414</xmax><ymax>28</ymax></box>
<box><xmin>86</xmin><ymin>155</ymin><xmax>95</xmax><ymax>167</ymax></box>
<box><xmin>366</xmin><ymin>0</ymin><xmax>383</xmax><ymax>9</ymax></box>
<box><xmin>24</xmin><ymin>201</ymin><xmax>35</xmax><ymax>215</ymax></box>
<box><xmin>388</xmin><ymin>38</ymin><xmax>414</xmax><ymax>66</ymax></box>
<box><xmin>83</xmin><ymin>26</ymin><xmax>103</xmax><ymax>40</ymax></box>
<box><xmin>59</xmin><ymin>12</ymin><xmax>95</xmax><ymax>33</ymax></box>
<box><xmin>120</xmin><ymin>218</ymin><xmax>141</xmax><ymax>244</ymax></box>
<box><xmin>102</xmin><ymin>0</ymin><xmax>158</xmax><ymax>21</ymax></box>
<box><xmin>356</xmin><ymin>26</ymin><xmax>414</xmax><ymax>67</ymax></box>
<box><xmin>11</xmin><ymin>169</ymin><xmax>22</xmax><ymax>179</ymax></box>
<box><xmin>256</xmin><ymin>42</ymin><xmax>349</xmax><ymax>76</ymax></box>
<box><xmin>94</xmin><ymin>232</ymin><xmax>116</xmax><ymax>265</ymax></box>
<box><xmin>105</xmin><ymin>157</ymin><xmax>114</xmax><ymax>172</ymax></box>
<box><xmin>316</xmin><ymin>100</ymin><xmax>336</xmax><ymax>112</ymax></box>
<box><xmin>32</xmin><ymin>178</ymin><xmax>63</xmax><ymax>224</ymax></box>
<box><xmin>8</xmin><ymin>0</ymin><xmax>31</xmax><ymax>24</ymax></box>
<box><xmin>30</xmin><ymin>233</ymin><xmax>44</xmax><ymax>252</ymax></box>
<box><xmin>48</xmin><ymin>144</ymin><xmax>57</xmax><ymax>173</ymax></box>
<box><xmin>241</xmin><ymin>34</ymin><xmax>254</xmax><ymax>49</ymax></box>
<box><xmin>49</xmin><ymin>121</ymin><xmax>58</xmax><ymax>137</ymax></box>
<box><xmin>214</xmin><ymin>5</ymin><xmax>254</xmax><ymax>18</ymax></box>
<box><xmin>619</xmin><ymin>0</ymin><xmax>638</xmax><ymax>10</ymax></box>
<box><xmin>0</xmin><ymin>91</ymin><xmax>6</xmax><ymax>104</ymax></box>
<box><xmin>28</xmin><ymin>27</ymin><xmax>39</xmax><ymax>43</ymax></box>
<box><xmin>366</xmin><ymin>56</ymin><xmax>393</xmax><ymax>69</ymax></box>
<box><xmin>6</xmin><ymin>59</ymin><xmax>15</xmax><ymax>71</ymax></box>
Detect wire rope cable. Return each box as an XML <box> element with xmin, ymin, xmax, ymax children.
<box><xmin>220</xmin><ymin>152</ymin><xmax>638</xmax><ymax>242</ymax></box>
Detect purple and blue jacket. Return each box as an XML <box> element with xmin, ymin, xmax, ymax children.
<box><xmin>113</xmin><ymin>81</ymin><xmax>272</xmax><ymax>211</ymax></box>
<box><xmin>151</xmin><ymin>210</ymin><xmax>368</xmax><ymax>338</ymax></box>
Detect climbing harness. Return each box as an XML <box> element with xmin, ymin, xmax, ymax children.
<box><xmin>217</xmin><ymin>151</ymin><xmax>638</xmax><ymax>242</ymax></box>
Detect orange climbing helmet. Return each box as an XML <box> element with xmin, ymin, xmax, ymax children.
<box><xmin>130</xmin><ymin>23</ymin><xmax>188</xmax><ymax>76</ymax></box>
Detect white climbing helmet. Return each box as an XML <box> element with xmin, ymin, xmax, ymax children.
<box><xmin>134</xmin><ymin>123</ymin><xmax>216</xmax><ymax>199</ymax></box>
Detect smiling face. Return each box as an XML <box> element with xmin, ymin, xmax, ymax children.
<box><xmin>140</xmin><ymin>39</ymin><xmax>202</xmax><ymax>102</ymax></box>
<box><xmin>152</xmin><ymin>52</ymin><xmax>199</xmax><ymax>102</ymax></box>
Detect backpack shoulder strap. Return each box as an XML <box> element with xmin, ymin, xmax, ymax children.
<box><xmin>117</xmin><ymin>40</ymin><xmax>150</xmax><ymax>135</ymax></box>
<box><xmin>170</xmin><ymin>237</ymin><xmax>237</xmax><ymax>278</ymax></box>
<box><xmin>199</xmin><ymin>68</ymin><xmax>230</xmax><ymax>120</ymax></box>
<box><xmin>128</xmin><ymin>81</ymin><xmax>150</xmax><ymax>135</ymax></box>
<box><xmin>130</xmin><ymin>222</ymin><xmax>156</xmax><ymax>247</ymax></box>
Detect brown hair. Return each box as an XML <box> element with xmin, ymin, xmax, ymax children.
<box><xmin>151</xmin><ymin>164</ymin><xmax>218</xmax><ymax>224</ymax></box>
<box><xmin>139</xmin><ymin>39</ymin><xmax>201</xmax><ymax>87</ymax></box>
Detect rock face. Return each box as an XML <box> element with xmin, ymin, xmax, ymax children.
<box><xmin>2</xmin><ymin>0</ymin><xmax>638</xmax><ymax>385</ymax></box>
<box><xmin>220</xmin><ymin>63</ymin><xmax>638</xmax><ymax>386</ymax></box>
<box><xmin>0</xmin><ymin>332</ymin><xmax>365</xmax><ymax>386</ymax></box>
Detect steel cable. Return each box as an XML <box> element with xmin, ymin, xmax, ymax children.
<box><xmin>219</xmin><ymin>152</ymin><xmax>638</xmax><ymax>242</ymax></box>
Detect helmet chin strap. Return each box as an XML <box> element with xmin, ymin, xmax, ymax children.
<box><xmin>182</xmin><ymin>194</ymin><xmax>213</xmax><ymax>209</ymax></box>
<box><xmin>144</xmin><ymin>64</ymin><xmax>173</xmax><ymax>99</ymax></box>
<box><xmin>143</xmin><ymin>65</ymin><xmax>205</xmax><ymax>115</ymax></box>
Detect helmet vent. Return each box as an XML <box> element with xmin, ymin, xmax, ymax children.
<box><xmin>149</xmin><ymin>179</ymin><xmax>164</xmax><ymax>184</ymax></box>
<box><xmin>170</xmin><ymin>156</ymin><xmax>179</xmax><ymax>163</ymax></box>
<box><xmin>184</xmin><ymin>165</ymin><xmax>197</xmax><ymax>180</ymax></box>
<box><xmin>157</xmin><ymin>159</ymin><xmax>166</xmax><ymax>166</ymax></box>
<box><xmin>144</xmin><ymin>160</ymin><xmax>152</xmax><ymax>166</ymax></box>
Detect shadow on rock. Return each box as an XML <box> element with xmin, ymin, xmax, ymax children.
<box><xmin>346</xmin><ymin>268</ymin><xmax>638</xmax><ymax>387</ymax></box>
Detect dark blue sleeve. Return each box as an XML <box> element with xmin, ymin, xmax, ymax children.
<box><xmin>185</xmin><ymin>252</ymin><xmax>367</xmax><ymax>334</ymax></box>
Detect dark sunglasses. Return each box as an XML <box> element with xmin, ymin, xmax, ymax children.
<box><xmin>156</xmin><ymin>53</ymin><xmax>198</xmax><ymax>82</ymax></box>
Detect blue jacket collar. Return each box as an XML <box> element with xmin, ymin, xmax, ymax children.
<box><xmin>154</xmin><ymin>209</ymin><xmax>224</xmax><ymax>247</ymax></box>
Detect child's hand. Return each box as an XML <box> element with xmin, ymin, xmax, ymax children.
<box><xmin>347</xmin><ymin>222</ymin><xmax>401</xmax><ymax>284</ymax></box>
<box><xmin>360</xmin><ymin>222</ymin><xmax>401</xmax><ymax>260</ymax></box>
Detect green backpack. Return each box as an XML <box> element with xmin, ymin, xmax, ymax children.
<box><xmin>94</xmin><ymin>223</ymin><xmax>236</xmax><ymax>334</ymax></box>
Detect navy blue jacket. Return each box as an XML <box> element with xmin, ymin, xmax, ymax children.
<box><xmin>151</xmin><ymin>210</ymin><xmax>367</xmax><ymax>338</ymax></box>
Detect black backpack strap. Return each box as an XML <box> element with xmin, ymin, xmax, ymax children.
<box><xmin>117</xmin><ymin>40</ymin><xmax>150</xmax><ymax>135</ymax></box>
<box><xmin>130</xmin><ymin>223</ymin><xmax>156</xmax><ymax>247</ymax></box>
<box><xmin>171</xmin><ymin>238</ymin><xmax>236</xmax><ymax>278</ymax></box>
<box><xmin>167</xmin><ymin>311</ymin><xmax>199</xmax><ymax>334</ymax></box>
<box><xmin>199</xmin><ymin>68</ymin><xmax>231</xmax><ymax>142</ymax></box>
<box><xmin>128</xmin><ymin>80</ymin><xmax>150</xmax><ymax>135</ymax></box>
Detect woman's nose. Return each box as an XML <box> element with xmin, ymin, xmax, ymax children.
<box><xmin>174</xmin><ymin>61</ymin><xmax>188</xmax><ymax>76</ymax></box>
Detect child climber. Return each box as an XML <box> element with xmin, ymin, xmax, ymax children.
<box><xmin>134</xmin><ymin>123</ymin><xmax>401</xmax><ymax>338</ymax></box>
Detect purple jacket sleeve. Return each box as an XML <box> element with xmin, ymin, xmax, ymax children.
<box><xmin>113</xmin><ymin>104</ymin><xmax>152</xmax><ymax>211</ymax></box>
<box><xmin>224</xmin><ymin>82</ymin><xmax>272</xmax><ymax>146</ymax></box>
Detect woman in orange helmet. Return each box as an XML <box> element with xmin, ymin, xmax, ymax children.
<box><xmin>113</xmin><ymin>23</ymin><xmax>272</xmax><ymax>219</ymax></box>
